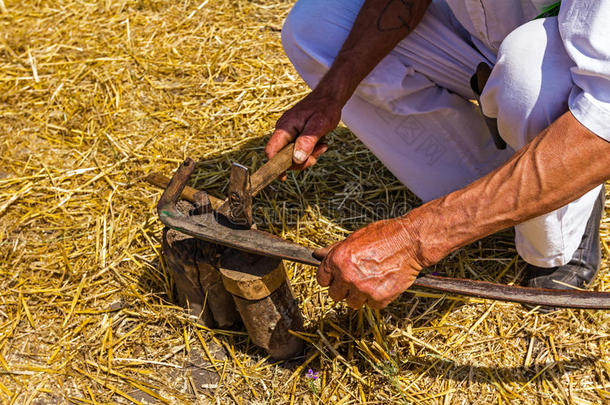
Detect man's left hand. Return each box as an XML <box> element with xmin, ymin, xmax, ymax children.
<box><xmin>316</xmin><ymin>217</ymin><xmax>427</xmax><ymax>309</ymax></box>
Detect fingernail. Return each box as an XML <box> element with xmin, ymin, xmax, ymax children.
<box><xmin>294</xmin><ymin>150</ymin><xmax>307</xmax><ymax>163</ymax></box>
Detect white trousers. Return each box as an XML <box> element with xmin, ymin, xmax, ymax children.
<box><xmin>281</xmin><ymin>0</ymin><xmax>603</xmax><ymax>267</ymax></box>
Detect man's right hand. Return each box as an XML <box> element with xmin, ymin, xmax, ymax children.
<box><xmin>265</xmin><ymin>88</ymin><xmax>343</xmax><ymax>171</ymax></box>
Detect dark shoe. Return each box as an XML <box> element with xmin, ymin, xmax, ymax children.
<box><xmin>522</xmin><ymin>188</ymin><xmax>605</xmax><ymax>312</ymax></box>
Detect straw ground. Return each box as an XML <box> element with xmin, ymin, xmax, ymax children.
<box><xmin>1</xmin><ymin>0</ymin><xmax>609</xmax><ymax>403</ymax></box>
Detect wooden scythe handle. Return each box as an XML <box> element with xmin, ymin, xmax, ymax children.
<box><xmin>145</xmin><ymin>143</ymin><xmax>295</xmax><ymax>206</ymax></box>
<box><xmin>145</xmin><ymin>172</ymin><xmax>224</xmax><ymax>209</ymax></box>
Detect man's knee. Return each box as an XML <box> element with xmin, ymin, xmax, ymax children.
<box><xmin>280</xmin><ymin>1</ymin><xmax>314</xmax><ymax>60</ymax></box>
<box><xmin>481</xmin><ymin>18</ymin><xmax>574</xmax><ymax>149</ymax></box>
<box><xmin>281</xmin><ymin>0</ymin><xmax>359</xmax><ymax>87</ymax></box>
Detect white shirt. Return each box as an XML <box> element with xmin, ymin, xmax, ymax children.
<box><xmin>446</xmin><ymin>0</ymin><xmax>610</xmax><ymax>141</ymax></box>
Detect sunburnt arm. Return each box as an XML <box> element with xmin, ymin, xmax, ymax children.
<box><xmin>318</xmin><ymin>112</ymin><xmax>610</xmax><ymax>309</ymax></box>
<box><xmin>305</xmin><ymin>0</ymin><xmax>432</xmax><ymax>108</ymax></box>
<box><xmin>265</xmin><ymin>0</ymin><xmax>432</xmax><ymax>168</ymax></box>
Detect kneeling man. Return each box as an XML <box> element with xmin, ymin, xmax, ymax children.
<box><xmin>265</xmin><ymin>0</ymin><xmax>610</xmax><ymax>310</ymax></box>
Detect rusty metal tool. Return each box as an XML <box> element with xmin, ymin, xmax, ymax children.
<box><xmin>146</xmin><ymin>143</ymin><xmax>295</xmax><ymax>216</ymax></box>
<box><xmin>152</xmin><ymin>147</ymin><xmax>610</xmax><ymax>310</ymax></box>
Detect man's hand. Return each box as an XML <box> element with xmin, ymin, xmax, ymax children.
<box><xmin>265</xmin><ymin>89</ymin><xmax>342</xmax><ymax>171</ymax></box>
<box><xmin>316</xmin><ymin>216</ymin><xmax>428</xmax><ymax>309</ymax></box>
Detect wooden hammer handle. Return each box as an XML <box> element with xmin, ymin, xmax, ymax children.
<box><xmin>250</xmin><ymin>143</ymin><xmax>295</xmax><ymax>196</ymax></box>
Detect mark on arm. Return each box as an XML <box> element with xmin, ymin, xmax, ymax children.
<box><xmin>377</xmin><ymin>0</ymin><xmax>414</xmax><ymax>32</ymax></box>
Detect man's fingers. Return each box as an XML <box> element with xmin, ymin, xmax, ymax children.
<box><xmin>313</xmin><ymin>247</ymin><xmax>331</xmax><ymax>261</ymax></box>
<box><xmin>345</xmin><ymin>290</ymin><xmax>367</xmax><ymax>309</ymax></box>
<box><xmin>313</xmin><ymin>239</ymin><xmax>339</xmax><ymax>261</ymax></box>
<box><xmin>312</xmin><ymin>142</ymin><xmax>328</xmax><ymax>158</ymax></box>
<box><xmin>293</xmin><ymin>134</ymin><xmax>322</xmax><ymax>164</ymax></box>
<box><xmin>290</xmin><ymin>143</ymin><xmax>329</xmax><ymax>171</ymax></box>
<box><xmin>266</xmin><ymin>128</ymin><xmax>296</xmax><ymax>159</ymax></box>
<box><xmin>316</xmin><ymin>259</ymin><xmax>333</xmax><ymax>287</ymax></box>
<box><xmin>367</xmin><ymin>300</ymin><xmax>390</xmax><ymax>310</ymax></box>
<box><xmin>301</xmin><ymin>143</ymin><xmax>328</xmax><ymax>169</ymax></box>
<box><xmin>328</xmin><ymin>279</ymin><xmax>349</xmax><ymax>302</ymax></box>
<box><xmin>368</xmin><ymin>292</ymin><xmax>400</xmax><ymax>310</ymax></box>
<box><xmin>293</xmin><ymin>113</ymin><xmax>330</xmax><ymax>163</ymax></box>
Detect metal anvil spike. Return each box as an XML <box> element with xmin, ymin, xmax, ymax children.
<box><xmin>215</xmin><ymin>163</ymin><xmax>254</xmax><ymax>228</ymax></box>
<box><xmin>155</xmin><ymin>151</ymin><xmax>610</xmax><ymax>310</ymax></box>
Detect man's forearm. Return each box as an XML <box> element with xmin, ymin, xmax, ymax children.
<box><xmin>316</xmin><ymin>0</ymin><xmax>431</xmax><ymax>104</ymax></box>
<box><xmin>408</xmin><ymin>112</ymin><xmax>610</xmax><ymax>266</ymax></box>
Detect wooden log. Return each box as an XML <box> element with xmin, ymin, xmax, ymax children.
<box><xmin>219</xmin><ymin>249</ymin><xmax>304</xmax><ymax>360</ymax></box>
<box><xmin>162</xmin><ymin>201</ymin><xmax>240</xmax><ymax>328</ymax></box>
<box><xmin>219</xmin><ymin>249</ymin><xmax>287</xmax><ymax>300</ymax></box>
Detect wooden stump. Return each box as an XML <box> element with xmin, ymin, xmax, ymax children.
<box><xmin>220</xmin><ymin>249</ymin><xmax>305</xmax><ymax>360</ymax></box>
<box><xmin>161</xmin><ymin>201</ymin><xmax>305</xmax><ymax>359</ymax></box>
<box><xmin>162</xmin><ymin>201</ymin><xmax>240</xmax><ymax>328</ymax></box>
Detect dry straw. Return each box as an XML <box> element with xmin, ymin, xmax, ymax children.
<box><xmin>1</xmin><ymin>0</ymin><xmax>609</xmax><ymax>403</ymax></box>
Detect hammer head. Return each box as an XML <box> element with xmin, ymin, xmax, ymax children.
<box><xmin>215</xmin><ymin>163</ymin><xmax>253</xmax><ymax>229</ymax></box>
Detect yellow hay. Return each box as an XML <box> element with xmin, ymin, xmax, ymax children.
<box><xmin>0</xmin><ymin>0</ymin><xmax>609</xmax><ymax>403</ymax></box>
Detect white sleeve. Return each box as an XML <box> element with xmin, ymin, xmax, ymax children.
<box><xmin>559</xmin><ymin>0</ymin><xmax>610</xmax><ymax>141</ymax></box>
